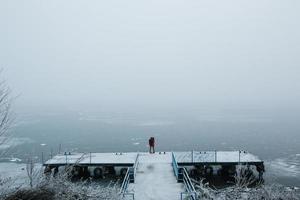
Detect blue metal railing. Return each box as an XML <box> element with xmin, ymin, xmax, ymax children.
<box><xmin>172</xmin><ymin>152</ymin><xmax>198</xmax><ymax>200</ymax></box>
<box><xmin>133</xmin><ymin>154</ymin><xmax>140</xmax><ymax>179</ymax></box>
<box><xmin>120</xmin><ymin>168</ymin><xmax>135</xmax><ymax>199</ymax></box>
<box><xmin>119</xmin><ymin>153</ymin><xmax>139</xmax><ymax>200</ymax></box>
<box><xmin>120</xmin><ymin>168</ymin><xmax>131</xmax><ymax>193</ymax></box>
<box><xmin>172</xmin><ymin>152</ymin><xmax>179</xmax><ymax>179</ymax></box>
<box><xmin>181</xmin><ymin>168</ymin><xmax>197</xmax><ymax>200</ymax></box>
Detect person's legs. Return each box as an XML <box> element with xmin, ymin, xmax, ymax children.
<box><xmin>150</xmin><ymin>146</ymin><xmax>154</xmax><ymax>154</ymax></box>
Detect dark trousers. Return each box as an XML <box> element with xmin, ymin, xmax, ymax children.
<box><xmin>149</xmin><ymin>146</ymin><xmax>155</xmax><ymax>154</ymax></box>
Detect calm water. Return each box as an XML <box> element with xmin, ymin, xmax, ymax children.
<box><xmin>2</xmin><ymin>108</ymin><xmax>300</xmax><ymax>187</ymax></box>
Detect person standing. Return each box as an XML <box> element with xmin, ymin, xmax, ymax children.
<box><xmin>148</xmin><ymin>137</ymin><xmax>155</xmax><ymax>154</ymax></box>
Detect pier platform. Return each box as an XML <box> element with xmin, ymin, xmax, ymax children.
<box><xmin>44</xmin><ymin>151</ymin><xmax>264</xmax><ymax>200</ymax></box>
<box><xmin>44</xmin><ymin>151</ymin><xmax>263</xmax><ymax>167</ymax></box>
<box><xmin>175</xmin><ymin>150</ymin><xmax>263</xmax><ymax>166</ymax></box>
<box><xmin>128</xmin><ymin>153</ymin><xmax>184</xmax><ymax>200</ymax></box>
<box><xmin>44</xmin><ymin>152</ymin><xmax>138</xmax><ymax>167</ymax></box>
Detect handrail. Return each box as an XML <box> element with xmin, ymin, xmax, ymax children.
<box><xmin>133</xmin><ymin>153</ymin><xmax>140</xmax><ymax>179</ymax></box>
<box><xmin>181</xmin><ymin>168</ymin><xmax>197</xmax><ymax>200</ymax></box>
<box><xmin>189</xmin><ymin>150</ymin><xmax>250</xmax><ymax>163</ymax></box>
<box><xmin>120</xmin><ymin>168</ymin><xmax>130</xmax><ymax>194</ymax></box>
<box><xmin>172</xmin><ymin>152</ymin><xmax>198</xmax><ymax>200</ymax></box>
<box><xmin>119</xmin><ymin>153</ymin><xmax>140</xmax><ymax>200</ymax></box>
<box><xmin>172</xmin><ymin>152</ymin><xmax>179</xmax><ymax>179</ymax></box>
<box><xmin>119</xmin><ymin>168</ymin><xmax>135</xmax><ymax>199</ymax></box>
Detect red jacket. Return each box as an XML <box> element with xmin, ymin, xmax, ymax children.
<box><xmin>149</xmin><ymin>137</ymin><xmax>155</xmax><ymax>146</ymax></box>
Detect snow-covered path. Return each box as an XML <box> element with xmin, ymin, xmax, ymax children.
<box><xmin>129</xmin><ymin>153</ymin><xmax>184</xmax><ymax>200</ymax></box>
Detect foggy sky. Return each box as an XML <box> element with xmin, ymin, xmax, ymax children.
<box><xmin>1</xmin><ymin>0</ymin><xmax>299</xmax><ymax>113</ymax></box>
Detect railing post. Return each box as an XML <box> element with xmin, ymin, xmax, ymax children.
<box><xmin>192</xmin><ymin>150</ymin><xmax>194</xmax><ymax>163</ymax></box>
<box><xmin>90</xmin><ymin>152</ymin><xmax>92</xmax><ymax>164</ymax></box>
<box><xmin>215</xmin><ymin>150</ymin><xmax>217</xmax><ymax>162</ymax></box>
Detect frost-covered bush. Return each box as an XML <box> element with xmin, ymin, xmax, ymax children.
<box><xmin>4</xmin><ymin>187</ymin><xmax>55</xmax><ymax>200</ymax></box>
<box><xmin>190</xmin><ymin>164</ymin><xmax>300</xmax><ymax>200</ymax></box>
<box><xmin>0</xmin><ymin>177</ymin><xmax>21</xmax><ymax>198</ymax></box>
<box><xmin>194</xmin><ymin>179</ymin><xmax>300</xmax><ymax>200</ymax></box>
<box><xmin>42</xmin><ymin>173</ymin><xmax>121</xmax><ymax>200</ymax></box>
<box><xmin>40</xmin><ymin>165</ymin><xmax>122</xmax><ymax>200</ymax></box>
<box><xmin>197</xmin><ymin>184</ymin><xmax>299</xmax><ymax>200</ymax></box>
<box><xmin>1</xmin><ymin>165</ymin><xmax>123</xmax><ymax>200</ymax></box>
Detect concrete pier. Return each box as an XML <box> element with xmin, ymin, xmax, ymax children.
<box><xmin>43</xmin><ymin>151</ymin><xmax>264</xmax><ymax>200</ymax></box>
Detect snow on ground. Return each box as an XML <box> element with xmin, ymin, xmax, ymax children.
<box><xmin>175</xmin><ymin>151</ymin><xmax>261</xmax><ymax>163</ymax></box>
<box><xmin>129</xmin><ymin>153</ymin><xmax>184</xmax><ymax>200</ymax></box>
<box><xmin>46</xmin><ymin>152</ymin><xmax>138</xmax><ymax>165</ymax></box>
<box><xmin>46</xmin><ymin>151</ymin><xmax>261</xmax><ymax>166</ymax></box>
<box><xmin>0</xmin><ymin>162</ymin><xmax>29</xmax><ymax>187</ymax></box>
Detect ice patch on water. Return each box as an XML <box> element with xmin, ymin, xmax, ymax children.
<box><xmin>267</xmin><ymin>154</ymin><xmax>300</xmax><ymax>178</ymax></box>
<box><xmin>9</xmin><ymin>157</ymin><xmax>22</xmax><ymax>162</ymax></box>
<box><xmin>131</xmin><ymin>138</ymin><xmax>141</xmax><ymax>146</ymax></box>
<box><xmin>0</xmin><ymin>156</ymin><xmax>22</xmax><ymax>162</ymax></box>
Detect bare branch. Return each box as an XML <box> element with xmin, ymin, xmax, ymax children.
<box><xmin>0</xmin><ymin>70</ymin><xmax>13</xmax><ymax>138</ymax></box>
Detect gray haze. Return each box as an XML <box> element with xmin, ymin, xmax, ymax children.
<box><xmin>1</xmin><ymin>1</ymin><xmax>300</xmax><ymax>187</ymax></box>
<box><xmin>0</xmin><ymin>0</ymin><xmax>300</xmax><ymax>113</ymax></box>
